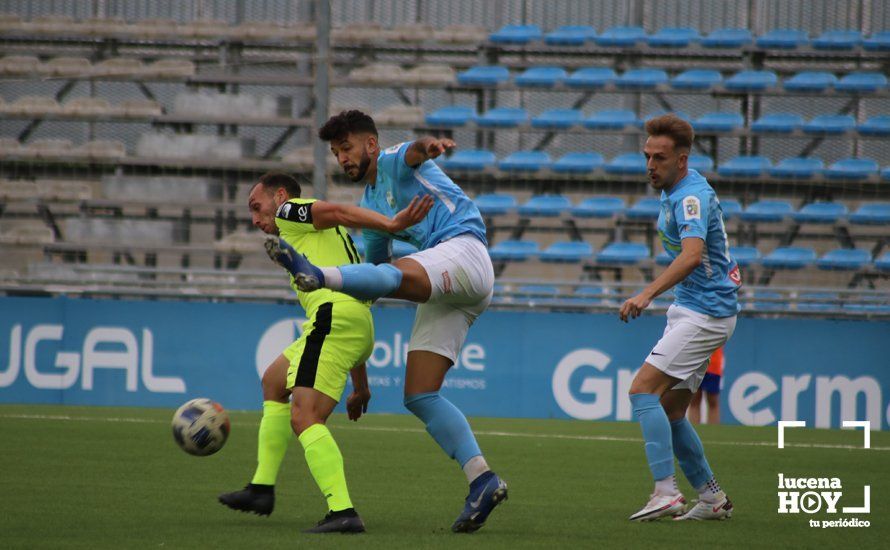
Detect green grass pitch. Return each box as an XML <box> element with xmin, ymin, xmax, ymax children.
<box><xmin>0</xmin><ymin>404</ymin><xmax>886</xmax><ymax>549</ymax></box>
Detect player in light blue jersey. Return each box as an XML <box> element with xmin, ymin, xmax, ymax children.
<box><xmin>619</xmin><ymin>114</ymin><xmax>739</xmax><ymax>522</ymax></box>
<box><xmin>266</xmin><ymin>110</ymin><xmax>507</xmax><ymax>533</ymax></box>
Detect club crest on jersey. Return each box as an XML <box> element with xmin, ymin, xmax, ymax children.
<box><xmin>386</xmin><ymin>191</ymin><xmax>396</xmax><ymax>208</ymax></box>
<box><xmin>279</xmin><ymin>203</ymin><xmax>292</xmax><ymax>217</ymax></box>
<box><xmin>683</xmin><ymin>196</ymin><xmax>701</xmax><ymax>220</ymax></box>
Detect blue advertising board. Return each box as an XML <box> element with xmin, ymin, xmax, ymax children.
<box><xmin>1</xmin><ymin>296</ymin><xmax>888</xmax><ymax>429</ymax></box>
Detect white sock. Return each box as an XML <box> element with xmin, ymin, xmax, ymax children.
<box><xmin>696</xmin><ymin>476</ymin><xmax>723</xmax><ymax>501</ymax></box>
<box><xmin>655</xmin><ymin>475</ymin><xmax>678</xmax><ymax>496</ymax></box>
<box><xmin>319</xmin><ymin>267</ymin><xmax>343</xmax><ymax>290</ymax></box>
<box><xmin>462</xmin><ymin>455</ymin><xmax>490</xmax><ymax>483</ymax></box>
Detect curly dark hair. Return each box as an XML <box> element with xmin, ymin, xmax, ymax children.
<box><xmin>318</xmin><ymin>110</ymin><xmax>378</xmax><ymax>142</ymax></box>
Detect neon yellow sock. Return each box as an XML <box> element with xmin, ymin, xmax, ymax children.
<box><xmin>250</xmin><ymin>401</ymin><xmax>293</xmax><ymax>486</ymax></box>
<box><xmin>299</xmin><ymin>423</ymin><xmax>353</xmax><ymax>512</ymax></box>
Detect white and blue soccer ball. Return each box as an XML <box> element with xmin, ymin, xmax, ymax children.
<box><xmin>172</xmin><ymin>398</ymin><xmax>230</xmax><ymax>456</ymax></box>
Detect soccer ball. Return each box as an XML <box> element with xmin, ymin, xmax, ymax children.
<box><xmin>172</xmin><ymin>398</ymin><xmax>230</xmax><ymax>456</ymax></box>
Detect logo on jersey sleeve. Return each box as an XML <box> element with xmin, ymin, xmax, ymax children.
<box><xmin>385</xmin><ymin>142</ymin><xmax>406</xmax><ymax>155</ymax></box>
<box><xmin>277</xmin><ymin>201</ymin><xmax>313</xmax><ymax>224</ymax></box>
<box><xmin>683</xmin><ymin>196</ymin><xmax>701</xmax><ymax>220</ymax></box>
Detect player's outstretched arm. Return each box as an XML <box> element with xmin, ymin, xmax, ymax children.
<box><xmin>404</xmin><ymin>136</ymin><xmax>456</xmax><ymax>167</ymax></box>
<box><xmin>309</xmin><ymin>196</ymin><xmax>434</xmax><ymax>234</ymax></box>
<box><xmin>619</xmin><ymin>237</ymin><xmax>704</xmax><ymax>322</ymax></box>
<box><xmin>346</xmin><ymin>363</ymin><xmax>371</xmax><ymax>422</ymax></box>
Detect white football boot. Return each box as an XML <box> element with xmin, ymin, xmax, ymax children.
<box><xmin>674</xmin><ymin>491</ymin><xmax>733</xmax><ymax>521</ymax></box>
<box><xmin>629</xmin><ymin>492</ymin><xmax>687</xmax><ymax>521</ymax></box>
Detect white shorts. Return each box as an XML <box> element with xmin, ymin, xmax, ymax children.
<box><xmin>404</xmin><ymin>234</ymin><xmax>494</xmax><ymax>364</ymax></box>
<box><xmin>645</xmin><ymin>304</ymin><xmax>737</xmax><ymax>392</ymax></box>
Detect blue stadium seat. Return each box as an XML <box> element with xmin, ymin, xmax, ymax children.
<box><xmin>489</xmin><ymin>24</ymin><xmax>543</xmax><ymax>44</ymax></box>
<box><xmin>597</xmin><ymin>242</ymin><xmax>650</xmax><ymax>264</ymax></box>
<box><xmin>540</xmin><ymin>241</ymin><xmax>594</xmax><ymax>262</ymax></box>
<box><xmin>583</xmin><ymin>109</ymin><xmax>640</xmax><ymax>130</ymax></box>
<box><xmin>701</xmin><ymin>28</ymin><xmax>753</xmax><ymax>48</ymax></box>
<box><xmin>605</xmin><ymin>152</ymin><xmax>647</xmax><ymax>175</ymax></box>
<box><xmin>858</xmin><ymin>115</ymin><xmax>890</xmax><ymax>136</ymax></box>
<box><xmin>849</xmin><ymin>203</ymin><xmax>890</xmax><ymax>224</ymax></box>
<box><xmin>761</xmin><ymin>247</ymin><xmax>817</xmax><ymax>269</ymax></box>
<box><xmin>825</xmin><ymin>158</ymin><xmax>879</xmax><ymax>180</ymax></box>
<box><xmin>531</xmin><ymin>108</ymin><xmax>583</xmax><ymax>129</ymax></box>
<box><xmin>488</xmin><ymin>239</ymin><xmax>539</xmax><ymax>261</ymax></box>
<box><xmin>751</xmin><ymin>113</ymin><xmax>804</xmax><ymax>133</ymax></box>
<box><xmin>647</xmin><ymin>27</ymin><xmax>700</xmax><ymax>48</ymax></box>
<box><xmin>817</xmin><ymin>248</ymin><xmax>871</xmax><ymax>270</ymax></box>
<box><xmin>499</xmin><ymin>151</ymin><xmax>551</xmax><ymax>172</ymax></box>
<box><xmin>515</xmin><ymin>284</ymin><xmax>560</xmax><ymax>297</ymax></box>
<box><xmin>439</xmin><ymin>150</ymin><xmax>496</xmax><ymax>171</ymax></box>
<box><xmin>718</xmin><ymin>156</ymin><xmax>772</xmax><ymax>178</ymax></box>
<box><xmin>803</xmin><ymin>114</ymin><xmax>856</xmax><ymax>135</ymax></box>
<box><xmin>719</xmin><ymin>199</ymin><xmax>742</xmax><ymax>219</ymax></box>
<box><xmin>571</xmin><ymin>196</ymin><xmax>625</xmax><ymax>217</ymax></box>
<box><xmin>812</xmin><ymin>29</ymin><xmax>862</xmax><ymax>50</ymax></box>
<box><xmin>842</xmin><ymin>302</ymin><xmax>890</xmax><ymax>314</ymax></box>
<box><xmin>688</xmin><ymin>155</ymin><xmax>715</xmax><ymax>173</ymax></box>
<box><xmin>769</xmin><ymin>157</ymin><xmax>824</xmax><ymax>179</ymax></box>
<box><xmin>518</xmin><ymin>194</ymin><xmax>570</xmax><ymax>217</ymax></box>
<box><xmin>545</xmin><ymin>25</ymin><xmax>597</xmax><ymax>46</ymax></box>
<box><xmin>457</xmin><ymin>65</ymin><xmax>510</xmax><ymax>86</ymax></box>
<box><xmin>836</xmin><ymin>72</ymin><xmax>888</xmax><ymax>93</ymax></box>
<box><xmin>671</xmin><ymin>69</ymin><xmax>723</xmax><ymax>90</ymax></box>
<box><xmin>863</xmin><ymin>30</ymin><xmax>890</xmax><ymax>51</ymax></box>
<box><xmin>570</xmin><ymin>286</ymin><xmax>615</xmax><ymax>306</ymax></box>
<box><xmin>393</xmin><ymin>240</ymin><xmax>419</xmax><ymax>257</ymax></box>
<box><xmin>725</xmin><ymin>70</ymin><xmax>778</xmax><ymax>91</ymax></box>
<box><xmin>791</xmin><ymin>201</ymin><xmax>847</xmax><ymax>224</ymax></box>
<box><xmin>474</xmin><ymin>193</ymin><xmax>517</xmax><ymax>216</ymax></box>
<box><xmin>730</xmin><ymin>246</ymin><xmax>761</xmax><ymax>267</ymax></box>
<box><xmin>425</xmin><ymin>106</ymin><xmax>476</xmax><ymax>127</ymax></box>
<box><xmin>595</xmin><ymin>26</ymin><xmax>646</xmax><ymax>47</ymax></box>
<box><xmin>477</xmin><ymin>107</ymin><xmax>528</xmax><ymax>127</ymax></box>
<box><xmin>566</xmin><ymin>67</ymin><xmax>618</xmax><ymax>88</ymax></box>
<box><xmin>883</xmin><ymin>167</ymin><xmax>890</xmax><ymax>182</ymax></box>
<box><xmin>617</xmin><ymin>68</ymin><xmax>668</xmax><ymax>89</ymax></box>
<box><xmin>625</xmin><ymin>197</ymin><xmax>662</xmax><ymax>220</ymax></box>
<box><xmin>876</xmin><ymin>251</ymin><xmax>890</xmax><ymax>271</ymax></box>
<box><xmin>643</xmin><ymin>110</ymin><xmax>691</xmax><ymax>123</ymax></box>
<box><xmin>796</xmin><ymin>292</ymin><xmax>840</xmax><ymax>312</ymax></box>
<box><xmin>783</xmin><ymin>71</ymin><xmax>837</xmax><ymax>92</ymax></box>
<box><xmin>749</xmin><ymin>290</ymin><xmax>789</xmax><ymax>312</ymax></box>
<box><xmin>515</xmin><ymin>66</ymin><xmax>568</xmax><ymax>87</ymax></box>
<box><xmin>655</xmin><ymin>251</ymin><xmax>672</xmax><ymax>265</ymax></box>
<box><xmin>693</xmin><ymin>112</ymin><xmax>744</xmax><ymax>132</ymax></box>
<box><xmin>756</xmin><ymin>28</ymin><xmax>808</xmax><ymax>49</ymax></box>
<box><xmin>739</xmin><ymin>200</ymin><xmax>793</xmax><ymax>222</ymax></box>
<box><xmin>552</xmin><ymin>152</ymin><xmax>604</xmax><ymax>174</ymax></box>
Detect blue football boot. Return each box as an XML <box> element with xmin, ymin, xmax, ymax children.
<box><xmin>451</xmin><ymin>471</ymin><xmax>508</xmax><ymax>533</ymax></box>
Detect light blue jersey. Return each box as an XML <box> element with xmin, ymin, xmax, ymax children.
<box><xmin>657</xmin><ymin>169</ymin><xmax>741</xmax><ymax>318</ymax></box>
<box><xmin>360</xmin><ymin>141</ymin><xmax>487</xmax><ymax>262</ymax></box>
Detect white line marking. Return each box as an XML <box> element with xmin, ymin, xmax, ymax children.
<box><xmin>778</xmin><ymin>420</ymin><xmax>806</xmax><ymax>449</ymax></box>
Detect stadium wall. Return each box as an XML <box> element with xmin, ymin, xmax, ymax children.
<box><xmin>1</xmin><ymin>296</ymin><xmax>888</xmax><ymax>430</ymax></box>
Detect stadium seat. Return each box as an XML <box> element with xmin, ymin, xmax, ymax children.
<box><xmin>718</xmin><ymin>156</ymin><xmax>772</xmax><ymax>178</ymax></box>
<box><xmin>849</xmin><ymin>203</ymin><xmax>890</xmax><ymax>224</ymax></box>
<box><xmin>857</xmin><ymin>115</ymin><xmax>890</xmax><ymax>136</ymax></box>
<box><xmin>700</xmin><ymin>28</ymin><xmax>752</xmax><ymax>48</ymax></box>
<box><xmin>531</xmin><ymin>109</ymin><xmax>583</xmax><ymax>129</ymax></box>
<box><xmin>724</xmin><ymin>70</ymin><xmax>778</xmax><ymax>91</ymax></box>
<box><xmin>693</xmin><ymin>112</ymin><xmax>743</xmax><ymax>132</ymax></box>
<box><xmin>739</xmin><ymin>200</ymin><xmax>794</xmax><ymax>222</ymax></box>
<box><xmin>515</xmin><ymin>284</ymin><xmax>560</xmax><ymax>298</ymax></box>
<box><xmin>488</xmin><ymin>239</ymin><xmax>539</xmax><ymax>261</ymax></box>
<box><xmin>812</xmin><ymin>29</ymin><xmax>862</xmax><ymax>50</ymax></box>
<box><xmin>783</xmin><ymin>71</ymin><xmax>837</xmax><ymax>92</ymax></box>
<box><xmin>540</xmin><ymin>241</ymin><xmax>594</xmax><ymax>262</ymax></box>
<box><xmin>791</xmin><ymin>201</ymin><xmax>847</xmax><ymax>223</ymax></box>
<box><xmin>863</xmin><ymin>30</ymin><xmax>890</xmax><ymax>51</ymax></box>
<box><xmin>756</xmin><ymin>28</ymin><xmax>808</xmax><ymax>49</ymax></box>
<box><xmin>515</xmin><ymin>66</ymin><xmax>568</xmax><ymax>87</ymax></box>
<box><xmin>751</xmin><ymin>113</ymin><xmax>804</xmax><ymax>133</ymax></box>
<box><xmin>769</xmin><ymin>157</ymin><xmax>824</xmax><ymax>179</ymax></box>
<box><xmin>644</xmin><ymin>110</ymin><xmax>691</xmax><ymax>123</ymax></box>
<box><xmin>646</xmin><ymin>27</ymin><xmax>700</xmax><ymax>48</ymax></box>
<box><xmin>817</xmin><ymin>248</ymin><xmax>871</xmax><ymax>270</ymax></box>
<box><xmin>749</xmin><ymin>290</ymin><xmax>789</xmax><ymax>312</ymax></box>
<box><xmin>824</xmin><ymin>158</ymin><xmax>879</xmax><ymax>180</ymax></box>
<box><xmin>617</xmin><ymin>68</ymin><xmax>668</xmax><ymax>89</ymax></box>
<box><xmin>796</xmin><ymin>292</ymin><xmax>840</xmax><ymax>312</ymax></box>
<box><xmin>719</xmin><ymin>199</ymin><xmax>742</xmax><ymax>219</ymax></box>
<box><xmin>836</xmin><ymin>72</ymin><xmax>887</xmax><ymax>93</ymax></box>
<box><xmin>457</xmin><ymin>65</ymin><xmax>510</xmax><ymax>86</ymax></box>
<box><xmin>499</xmin><ymin>151</ymin><xmax>551</xmax><ymax>173</ymax></box>
<box><xmin>425</xmin><ymin>106</ymin><xmax>476</xmax><ymax>127</ymax></box>
<box><xmin>583</xmin><ymin>109</ymin><xmax>640</xmax><ymax>130</ymax></box>
<box><xmin>605</xmin><ymin>153</ymin><xmax>647</xmax><ymax>175</ymax></box>
<box><xmin>571</xmin><ymin>196</ymin><xmax>625</xmax><ymax>218</ymax></box>
<box><xmin>875</xmin><ymin>251</ymin><xmax>890</xmax><ymax>271</ymax></box>
<box><xmin>625</xmin><ymin>197</ymin><xmax>662</xmax><ymax>220</ymax></box>
<box><xmin>761</xmin><ymin>247</ymin><xmax>817</xmax><ymax>269</ymax></box>
<box><xmin>477</xmin><ymin>107</ymin><xmax>529</xmax><ymax>127</ymax></box>
<box><xmin>842</xmin><ymin>302</ymin><xmax>890</xmax><ymax>314</ymax></box>
<box><xmin>883</xmin><ymin>167</ymin><xmax>890</xmax><ymax>182</ymax></box>
<box><xmin>474</xmin><ymin>193</ymin><xmax>517</xmax><ymax>216</ymax></box>
<box><xmin>552</xmin><ymin>152</ymin><xmax>604</xmax><ymax>174</ymax></box>
<box><xmin>671</xmin><ymin>69</ymin><xmax>723</xmax><ymax>90</ymax></box>
<box><xmin>439</xmin><ymin>150</ymin><xmax>496</xmax><ymax>171</ymax></box>
<box><xmin>803</xmin><ymin>114</ymin><xmax>856</xmax><ymax>134</ymax></box>
<box><xmin>597</xmin><ymin>242</ymin><xmax>650</xmax><ymax>264</ymax></box>
<box><xmin>545</xmin><ymin>25</ymin><xmax>597</xmax><ymax>46</ymax></box>
<box><xmin>518</xmin><ymin>194</ymin><xmax>571</xmax><ymax>216</ymax></box>
<box><xmin>688</xmin><ymin>155</ymin><xmax>715</xmax><ymax>173</ymax></box>
<box><xmin>566</xmin><ymin>67</ymin><xmax>617</xmax><ymax>88</ymax></box>
<box><xmin>654</xmin><ymin>251</ymin><xmax>672</xmax><ymax>266</ymax></box>
<box><xmin>489</xmin><ymin>24</ymin><xmax>542</xmax><ymax>44</ymax></box>
<box><xmin>594</xmin><ymin>26</ymin><xmax>646</xmax><ymax>47</ymax></box>
<box><xmin>730</xmin><ymin>246</ymin><xmax>761</xmax><ymax>267</ymax></box>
